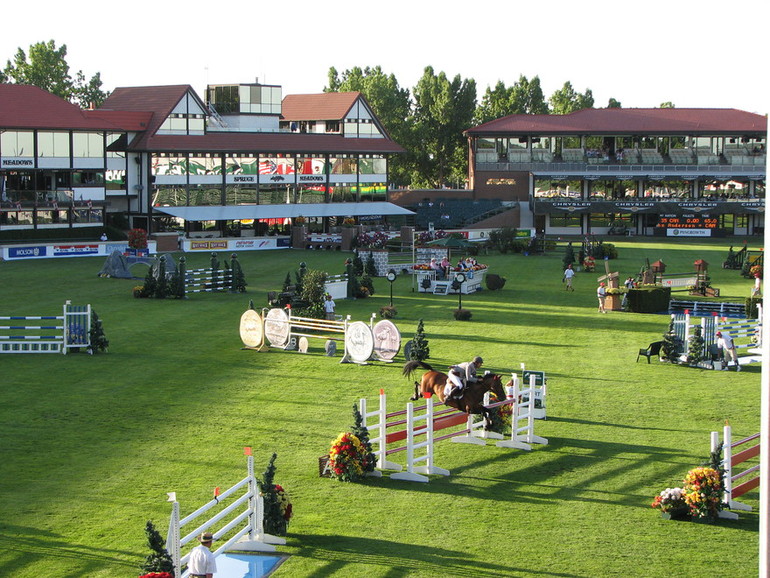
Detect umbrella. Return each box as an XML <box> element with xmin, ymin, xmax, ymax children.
<box><xmin>426</xmin><ymin>236</ymin><xmax>474</xmax><ymax>248</ymax></box>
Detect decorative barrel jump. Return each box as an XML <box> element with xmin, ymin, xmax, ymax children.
<box><xmin>0</xmin><ymin>301</ymin><xmax>91</xmax><ymax>354</ymax></box>
<box><xmin>360</xmin><ymin>373</ymin><xmax>548</xmax><ymax>483</ymax></box>
<box><xmin>166</xmin><ymin>450</ymin><xmax>285</xmax><ymax>578</ymax></box>
<box><xmin>710</xmin><ymin>425</ymin><xmax>760</xmax><ymax>520</ymax></box>
<box><xmin>241</xmin><ymin>307</ymin><xmax>400</xmax><ymax>364</ymax></box>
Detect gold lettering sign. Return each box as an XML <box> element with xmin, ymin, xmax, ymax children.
<box><xmin>486</xmin><ymin>178</ymin><xmax>517</xmax><ymax>186</ymax></box>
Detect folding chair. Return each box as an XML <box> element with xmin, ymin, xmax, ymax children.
<box><xmin>637</xmin><ymin>340</ymin><xmax>663</xmax><ymax>363</ymax></box>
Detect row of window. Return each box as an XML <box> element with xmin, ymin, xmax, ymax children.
<box><xmin>0</xmin><ymin>130</ymin><xmax>124</xmax><ymax>158</ymax></box>
<box><xmin>549</xmin><ymin>213</ymin><xmax>750</xmax><ymax>228</ymax></box>
<box><xmin>152</xmin><ymin>183</ymin><xmax>387</xmax><ymax>207</ymax></box>
<box><xmin>534</xmin><ymin>178</ymin><xmax>765</xmax><ymax>200</ymax></box>
<box><xmin>152</xmin><ymin>154</ymin><xmax>387</xmax><ymax>176</ymax></box>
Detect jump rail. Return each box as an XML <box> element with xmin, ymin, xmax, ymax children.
<box><xmin>710</xmin><ymin>425</ymin><xmax>760</xmax><ymax>520</ymax></box>
<box><xmin>166</xmin><ymin>450</ymin><xmax>285</xmax><ymax>578</ymax></box>
<box><xmin>0</xmin><ymin>301</ymin><xmax>91</xmax><ymax>354</ymax></box>
<box><xmin>360</xmin><ymin>373</ymin><xmax>548</xmax><ymax>483</ymax></box>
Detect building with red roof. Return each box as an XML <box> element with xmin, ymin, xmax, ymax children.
<box><xmin>0</xmin><ymin>81</ymin><xmax>409</xmax><ymax>238</ymax></box>
<box><xmin>465</xmin><ymin>108</ymin><xmax>766</xmax><ymax>237</ymax></box>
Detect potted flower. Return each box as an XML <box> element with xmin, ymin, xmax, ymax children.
<box><xmin>651</xmin><ymin>487</ymin><xmax>689</xmax><ymax>520</ymax></box>
<box><xmin>328</xmin><ymin>432</ymin><xmax>370</xmax><ymax>482</ymax></box>
<box><xmin>683</xmin><ymin>466</ymin><xmax>724</xmax><ymax>522</ymax></box>
<box><xmin>583</xmin><ymin>256</ymin><xmax>596</xmax><ymax>272</ymax></box>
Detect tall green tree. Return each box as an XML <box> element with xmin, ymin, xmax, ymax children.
<box><xmin>411</xmin><ymin>66</ymin><xmax>476</xmax><ymax>188</ymax></box>
<box><xmin>475</xmin><ymin>75</ymin><xmax>547</xmax><ymax>124</ymax></box>
<box><xmin>549</xmin><ymin>81</ymin><xmax>594</xmax><ymax>114</ymax></box>
<box><xmin>607</xmin><ymin>98</ymin><xmax>622</xmax><ymax>108</ymax></box>
<box><xmin>326</xmin><ymin>66</ymin><xmax>412</xmax><ymax>186</ymax></box>
<box><xmin>2</xmin><ymin>40</ymin><xmax>108</xmax><ymax>107</ymax></box>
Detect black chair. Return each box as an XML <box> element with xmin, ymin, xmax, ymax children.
<box><xmin>637</xmin><ymin>341</ymin><xmax>664</xmax><ymax>363</ymax></box>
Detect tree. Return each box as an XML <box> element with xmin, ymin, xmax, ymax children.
<box><xmin>2</xmin><ymin>40</ymin><xmax>108</xmax><ymax>107</ymax></box>
<box><xmin>549</xmin><ymin>81</ymin><xmax>594</xmax><ymax>114</ymax></box>
<box><xmin>411</xmin><ymin>66</ymin><xmax>476</xmax><ymax>188</ymax></box>
<box><xmin>607</xmin><ymin>98</ymin><xmax>622</xmax><ymax>108</ymax></box>
<box><xmin>259</xmin><ymin>453</ymin><xmax>287</xmax><ymax>537</ymax></box>
<box><xmin>140</xmin><ymin>520</ymin><xmax>174</xmax><ymax>575</ymax></box>
<box><xmin>409</xmin><ymin>318</ymin><xmax>430</xmax><ymax>361</ymax></box>
<box><xmin>659</xmin><ymin>101</ymin><xmax>675</xmax><ymax>108</ymax></box>
<box><xmin>475</xmin><ymin>75</ymin><xmax>548</xmax><ymax>124</ymax></box>
<box><xmin>350</xmin><ymin>403</ymin><xmax>376</xmax><ymax>473</ymax></box>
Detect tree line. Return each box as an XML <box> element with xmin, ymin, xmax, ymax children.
<box><xmin>1</xmin><ymin>40</ymin><xmax>675</xmax><ymax>189</ymax></box>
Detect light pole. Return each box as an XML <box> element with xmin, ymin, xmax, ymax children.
<box><xmin>454</xmin><ymin>272</ymin><xmax>466</xmax><ymax>310</ymax></box>
<box><xmin>386</xmin><ymin>269</ymin><xmax>397</xmax><ymax>307</ymax></box>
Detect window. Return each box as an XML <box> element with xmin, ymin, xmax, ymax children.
<box><xmin>37</xmin><ymin>131</ymin><xmax>70</xmax><ymax>157</ymax></box>
<box><xmin>1</xmin><ymin>130</ymin><xmax>35</xmax><ymax>157</ymax></box>
<box><xmin>550</xmin><ymin>214</ymin><xmax>581</xmax><ymax>227</ymax></box>
<box><xmin>73</xmin><ymin>133</ymin><xmax>104</xmax><ymax>158</ymax></box>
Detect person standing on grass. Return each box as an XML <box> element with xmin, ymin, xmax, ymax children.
<box><xmin>188</xmin><ymin>532</ymin><xmax>217</xmax><ymax>577</ymax></box>
<box><xmin>597</xmin><ymin>282</ymin><xmax>607</xmax><ymax>313</ymax></box>
<box><xmin>563</xmin><ymin>264</ymin><xmax>575</xmax><ymax>291</ymax></box>
<box><xmin>716</xmin><ymin>331</ymin><xmax>741</xmax><ymax>371</ymax></box>
<box><xmin>324</xmin><ymin>294</ymin><xmax>336</xmax><ymax>321</ymax></box>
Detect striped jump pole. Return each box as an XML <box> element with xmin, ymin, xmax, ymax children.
<box><xmin>497</xmin><ymin>373</ymin><xmax>549</xmax><ymax>450</ymax></box>
<box><xmin>711</xmin><ymin>425</ymin><xmax>761</xmax><ymax>519</ymax></box>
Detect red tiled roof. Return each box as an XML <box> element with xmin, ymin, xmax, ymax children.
<box><xmin>139</xmin><ymin>132</ymin><xmax>404</xmax><ymax>154</ymax></box>
<box><xmin>281</xmin><ymin>92</ymin><xmax>361</xmax><ymax>121</ymax></box>
<box><xmin>85</xmin><ymin>109</ymin><xmax>154</xmax><ymax>132</ymax></box>
<box><xmin>99</xmin><ymin>85</ymin><xmax>202</xmax><ymax>147</ymax></box>
<box><xmin>0</xmin><ymin>84</ymin><xmax>121</xmax><ymax>130</ymax></box>
<box><xmin>466</xmin><ymin>108</ymin><xmax>768</xmax><ymax>136</ymax></box>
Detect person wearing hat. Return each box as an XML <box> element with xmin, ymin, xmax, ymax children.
<box><xmin>597</xmin><ymin>281</ymin><xmax>607</xmax><ymax>313</ymax></box>
<box><xmin>324</xmin><ymin>293</ymin><xmax>336</xmax><ymax>321</ymax></box>
<box><xmin>187</xmin><ymin>531</ymin><xmax>217</xmax><ymax>577</ymax></box>
<box><xmin>445</xmin><ymin>356</ymin><xmax>484</xmax><ymax>400</ymax></box>
<box><xmin>716</xmin><ymin>331</ymin><xmax>741</xmax><ymax>371</ymax></box>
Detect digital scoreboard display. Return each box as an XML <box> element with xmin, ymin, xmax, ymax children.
<box><xmin>656</xmin><ymin>215</ymin><xmax>718</xmax><ymax>229</ymax></box>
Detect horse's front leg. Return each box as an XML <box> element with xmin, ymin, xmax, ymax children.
<box><xmin>409</xmin><ymin>381</ymin><xmax>422</xmax><ymax>401</ymax></box>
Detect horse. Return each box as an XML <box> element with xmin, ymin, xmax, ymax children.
<box><xmin>402</xmin><ymin>360</ymin><xmax>507</xmax><ymax>425</ymax></box>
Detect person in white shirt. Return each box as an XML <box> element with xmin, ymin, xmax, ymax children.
<box><xmin>188</xmin><ymin>531</ymin><xmax>217</xmax><ymax>577</ymax></box>
<box><xmin>563</xmin><ymin>264</ymin><xmax>575</xmax><ymax>291</ymax></box>
<box><xmin>716</xmin><ymin>331</ymin><xmax>741</xmax><ymax>371</ymax></box>
<box><xmin>445</xmin><ymin>356</ymin><xmax>483</xmax><ymax>400</ymax></box>
<box><xmin>324</xmin><ymin>294</ymin><xmax>336</xmax><ymax>321</ymax></box>
<box><xmin>597</xmin><ymin>282</ymin><xmax>607</xmax><ymax>313</ymax></box>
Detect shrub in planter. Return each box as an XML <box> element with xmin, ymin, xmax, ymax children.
<box><xmin>379</xmin><ymin>306</ymin><xmax>397</xmax><ymax>319</ymax></box>
<box><xmin>454</xmin><ymin>308</ymin><xmax>472</xmax><ymax>321</ymax></box>
<box><xmin>627</xmin><ymin>287</ymin><xmax>671</xmax><ymax>313</ymax></box>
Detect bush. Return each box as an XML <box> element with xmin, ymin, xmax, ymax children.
<box><xmin>626</xmin><ymin>287</ymin><xmax>671</xmax><ymax>313</ymax></box>
<box><xmin>746</xmin><ymin>296</ymin><xmax>762</xmax><ymax>319</ymax></box>
<box><xmin>485</xmin><ymin>274</ymin><xmax>507</xmax><ymax>291</ymax></box>
<box><xmin>454</xmin><ymin>309</ymin><xmax>473</xmax><ymax>321</ymax></box>
<box><xmin>379</xmin><ymin>306</ymin><xmax>397</xmax><ymax>319</ymax></box>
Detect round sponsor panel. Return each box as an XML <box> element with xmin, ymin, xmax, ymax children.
<box><xmin>239</xmin><ymin>309</ymin><xmax>263</xmax><ymax>348</ymax></box>
<box><xmin>372</xmin><ymin>319</ymin><xmax>401</xmax><ymax>361</ymax></box>
<box><xmin>344</xmin><ymin>321</ymin><xmax>374</xmax><ymax>362</ymax></box>
<box><xmin>264</xmin><ymin>307</ymin><xmax>290</xmax><ymax>347</ymax></box>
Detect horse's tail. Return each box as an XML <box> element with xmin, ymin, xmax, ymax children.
<box><xmin>402</xmin><ymin>359</ymin><xmax>434</xmax><ymax>378</ymax></box>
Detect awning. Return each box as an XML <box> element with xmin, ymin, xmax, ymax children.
<box><xmin>153</xmin><ymin>202</ymin><xmax>414</xmax><ymax>221</ymax></box>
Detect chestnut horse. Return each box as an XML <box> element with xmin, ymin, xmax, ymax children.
<box><xmin>402</xmin><ymin>360</ymin><xmax>506</xmax><ymax>424</ymax></box>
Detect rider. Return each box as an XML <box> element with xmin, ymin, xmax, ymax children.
<box><xmin>445</xmin><ymin>356</ymin><xmax>483</xmax><ymax>400</ymax></box>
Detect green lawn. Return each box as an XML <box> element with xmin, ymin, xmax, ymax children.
<box><xmin>0</xmin><ymin>237</ymin><xmax>762</xmax><ymax>577</ymax></box>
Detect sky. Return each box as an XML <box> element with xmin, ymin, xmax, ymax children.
<box><xmin>2</xmin><ymin>0</ymin><xmax>768</xmax><ymax>115</ymax></box>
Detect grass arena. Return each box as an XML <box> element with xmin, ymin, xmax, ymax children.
<box><xmin>0</xmin><ymin>236</ymin><xmax>762</xmax><ymax>577</ymax></box>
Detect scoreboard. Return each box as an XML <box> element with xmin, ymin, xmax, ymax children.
<box><xmin>656</xmin><ymin>215</ymin><xmax>718</xmax><ymax>229</ymax></box>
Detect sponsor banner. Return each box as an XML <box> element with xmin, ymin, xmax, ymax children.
<box><xmin>667</xmin><ymin>228</ymin><xmax>712</xmax><ymax>237</ymax></box>
<box><xmin>184</xmin><ymin>238</ymin><xmax>287</xmax><ymax>251</ymax></box>
<box><xmin>7</xmin><ymin>245</ymin><xmax>47</xmax><ymax>259</ymax></box>
<box><xmin>189</xmin><ymin>240</ymin><xmax>230</xmax><ymax>251</ymax></box>
<box><xmin>53</xmin><ymin>244</ymin><xmax>99</xmax><ymax>256</ymax></box>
